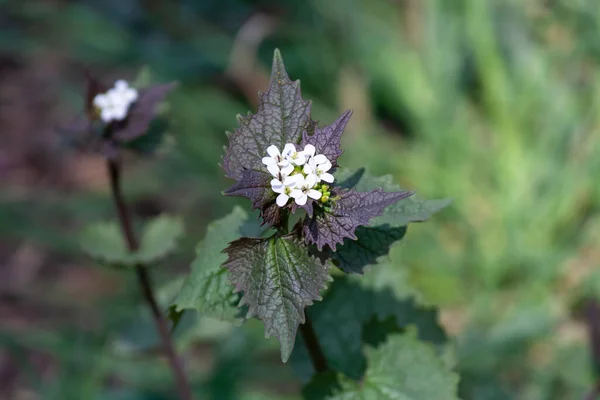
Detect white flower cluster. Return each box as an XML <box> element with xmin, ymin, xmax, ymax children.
<box><xmin>262</xmin><ymin>143</ymin><xmax>334</xmax><ymax>207</ymax></box>
<box><xmin>93</xmin><ymin>80</ymin><xmax>139</xmax><ymax>123</ymax></box>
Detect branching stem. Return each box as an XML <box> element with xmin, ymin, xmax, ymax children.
<box><xmin>107</xmin><ymin>159</ymin><xmax>194</xmax><ymax>400</ymax></box>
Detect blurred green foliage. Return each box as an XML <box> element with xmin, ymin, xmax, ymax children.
<box><xmin>3</xmin><ymin>0</ymin><xmax>600</xmax><ymax>398</ymax></box>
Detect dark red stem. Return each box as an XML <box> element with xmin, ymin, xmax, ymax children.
<box><xmin>107</xmin><ymin>159</ymin><xmax>194</xmax><ymax>400</ymax></box>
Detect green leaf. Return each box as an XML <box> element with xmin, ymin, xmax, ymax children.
<box><xmin>136</xmin><ymin>214</ymin><xmax>184</xmax><ymax>264</ymax></box>
<box><xmin>327</xmin><ymin>332</ymin><xmax>460</xmax><ymax>400</ymax></box>
<box><xmin>175</xmin><ymin>207</ymin><xmax>248</xmax><ymax>321</ymax></box>
<box><xmin>79</xmin><ymin>221</ymin><xmax>136</xmax><ymax>265</ymax></box>
<box><xmin>223</xmin><ymin>235</ymin><xmax>331</xmax><ymax>362</ymax></box>
<box><xmin>292</xmin><ymin>272</ymin><xmax>445</xmax><ymax>380</ymax></box>
<box><xmin>79</xmin><ymin>215</ymin><xmax>183</xmax><ymax>266</ymax></box>
<box><xmin>332</xmin><ymin>225</ymin><xmax>407</xmax><ymax>274</ymax></box>
<box><xmin>337</xmin><ymin>168</ymin><xmax>451</xmax><ymax>227</ymax></box>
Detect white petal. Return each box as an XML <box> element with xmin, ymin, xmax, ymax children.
<box><xmin>321</xmin><ymin>173</ymin><xmax>335</xmax><ymax>183</ymax></box>
<box><xmin>278</xmin><ymin>158</ymin><xmax>291</xmax><ymax>167</ymax></box>
<box><xmin>124</xmin><ymin>88</ymin><xmax>138</xmax><ymax>102</ymax></box>
<box><xmin>108</xmin><ymin>93</ymin><xmax>126</xmax><ymax>108</ymax></box>
<box><xmin>305</xmin><ymin>174</ymin><xmax>318</xmax><ymax>188</ymax></box>
<box><xmin>267</xmin><ymin>145</ymin><xmax>280</xmax><ymax>158</ymax></box>
<box><xmin>293</xmin><ymin>154</ymin><xmax>306</xmax><ymax>165</ymax></box>
<box><xmin>308</xmin><ymin>189</ymin><xmax>322</xmax><ymax>200</ymax></box>
<box><xmin>284</xmin><ymin>174</ymin><xmax>302</xmax><ymax>187</ymax></box>
<box><xmin>114</xmin><ymin>80</ymin><xmax>128</xmax><ymax>90</ymax></box>
<box><xmin>294</xmin><ymin>193</ymin><xmax>308</xmax><ymax>206</ymax></box>
<box><xmin>276</xmin><ymin>193</ymin><xmax>290</xmax><ymax>207</ymax></box>
<box><xmin>313</xmin><ymin>154</ymin><xmax>328</xmax><ymax>165</ymax></box>
<box><xmin>101</xmin><ymin>109</ymin><xmax>113</xmax><ymax>122</ymax></box>
<box><xmin>93</xmin><ymin>94</ymin><xmax>108</xmax><ymax>108</ymax></box>
<box><xmin>282</xmin><ymin>143</ymin><xmax>296</xmax><ymax>158</ymax></box>
<box><xmin>280</xmin><ymin>163</ymin><xmax>294</xmax><ymax>176</ymax></box>
<box><xmin>303</xmin><ymin>163</ymin><xmax>315</xmax><ymax>175</ymax></box>
<box><xmin>290</xmin><ymin>189</ymin><xmax>303</xmax><ymax>199</ymax></box>
<box><xmin>271</xmin><ymin>179</ymin><xmax>284</xmax><ymax>193</ymax></box>
<box><xmin>113</xmin><ymin>106</ymin><xmax>128</xmax><ymax>120</ymax></box>
<box><xmin>262</xmin><ymin>156</ymin><xmax>276</xmax><ymax>166</ymax></box>
<box><xmin>318</xmin><ymin>160</ymin><xmax>332</xmax><ymax>173</ymax></box>
<box><xmin>267</xmin><ymin>163</ymin><xmax>280</xmax><ymax>177</ymax></box>
<box><xmin>303</xmin><ymin>144</ymin><xmax>316</xmax><ymax>157</ymax></box>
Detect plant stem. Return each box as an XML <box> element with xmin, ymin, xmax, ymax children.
<box><xmin>299</xmin><ymin>314</ymin><xmax>329</xmax><ymax>373</ymax></box>
<box><xmin>107</xmin><ymin>159</ymin><xmax>194</xmax><ymax>400</ymax></box>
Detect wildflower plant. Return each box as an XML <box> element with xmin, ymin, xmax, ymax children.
<box><xmin>71</xmin><ymin>72</ymin><xmax>194</xmax><ymax>399</ymax></box>
<box><xmin>67</xmin><ymin>52</ymin><xmax>455</xmax><ymax>400</ymax></box>
<box><xmin>61</xmin><ymin>72</ymin><xmax>177</xmax><ymax>159</ymax></box>
<box><xmin>176</xmin><ymin>50</ymin><xmax>456</xmax><ymax>399</ymax></box>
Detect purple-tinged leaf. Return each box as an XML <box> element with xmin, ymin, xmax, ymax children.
<box><xmin>113</xmin><ymin>82</ymin><xmax>178</xmax><ymax>142</ymax></box>
<box><xmin>335</xmin><ymin>168</ymin><xmax>452</xmax><ymax>227</ymax></box>
<box><xmin>222</xmin><ymin>49</ymin><xmax>313</xmax><ymax>180</ymax></box>
<box><xmin>223</xmin><ymin>235</ymin><xmax>331</xmax><ymax>362</ymax></box>
<box><xmin>303</xmin><ymin>189</ymin><xmax>413</xmax><ymax>251</ymax></box>
<box><xmin>301</xmin><ymin>109</ymin><xmax>353</xmax><ymax>167</ymax></box>
<box><xmin>223</xmin><ymin>170</ymin><xmax>281</xmax><ymax>226</ymax></box>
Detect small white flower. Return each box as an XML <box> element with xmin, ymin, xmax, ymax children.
<box><xmin>262</xmin><ymin>156</ymin><xmax>293</xmax><ymax>178</ymax></box>
<box><xmin>302</xmin><ymin>144</ymin><xmax>316</xmax><ymax>159</ymax></box>
<box><xmin>290</xmin><ymin>174</ymin><xmax>321</xmax><ymax>206</ymax></box>
<box><xmin>263</xmin><ymin>145</ymin><xmax>292</xmax><ymax>166</ymax></box>
<box><xmin>281</xmin><ymin>143</ymin><xmax>311</xmax><ymax>166</ymax></box>
<box><xmin>262</xmin><ymin>145</ymin><xmax>295</xmax><ymax>178</ymax></box>
<box><xmin>271</xmin><ymin>175</ymin><xmax>302</xmax><ymax>207</ymax></box>
<box><xmin>93</xmin><ymin>80</ymin><xmax>139</xmax><ymax>123</ymax></box>
<box><xmin>303</xmin><ymin>154</ymin><xmax>334</xmax><ymax>183</ymax></box>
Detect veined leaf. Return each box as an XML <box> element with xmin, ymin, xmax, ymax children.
<box><xmin>302</xmin><ymin>188</ymin><xmax>412</xmax><ymax>251</ymax></box>
<box><xmin>301</xmin><ymin>109</ymin><xmax>353</xmax><ymax>168</ymax></box>
<box><xmin>337</xmin><ymin>168</ymin><xmax>451</xmax><ymax>227</ymax></box>
<box><xmin>325</xmin><ymin>332</ymin><xmax>459</xmax><ymax>400</ymax></box>
<box><xmin>292</xmin><ymin>273</ymin><xmax>446</xmax><ymax>380</ymax></box>
<box><xmin>223</xmin><ymin>49</ymin><xmax>312</xmax><ymax>180</ymax></box>
<box><xmin>175</xmin><ymin>207</ymin><xmax>248</xmax><ymax>321</ymax></box>
<box><xmin>325</xmin><ymin>168</ymin><xmax>450</xmax><ymax>274</ymax></box>
<box><xmin>223</xmin><ymin>234</ymin><xmax>331</xmax><ymax>361</ymax></box>
<box><xmin>223</xmin><ymin>49</ymin><xmax>314</xmax><ymax>225</ymax></box>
